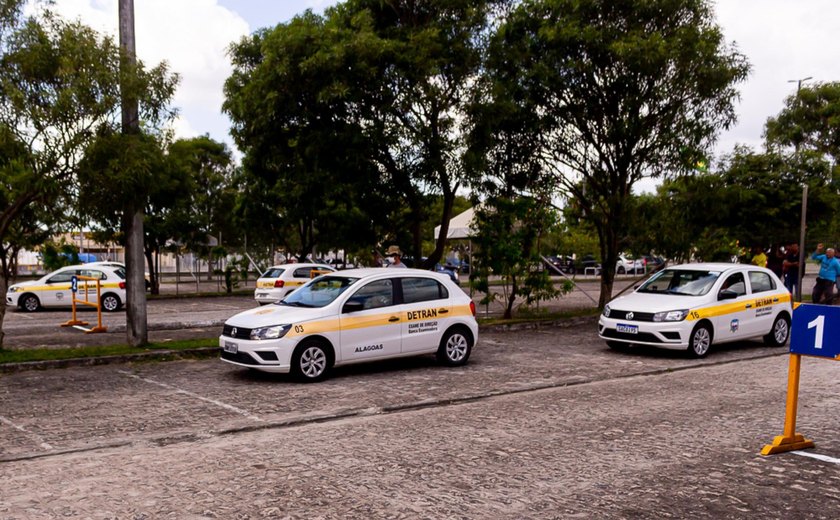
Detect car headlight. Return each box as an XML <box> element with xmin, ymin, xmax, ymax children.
<box><xmin>8</xmin><ymin>286</ymin><xmax>19</xmax><ymax>293</ymax></box>
<box><xmin>250</xmin><ymin>324</ymin><xmax>292</xmax><ymax>341</ymax></box>
<box><xmin>602</xmin><ymin>305</ymin><xmax>611</xmax><ymax>317</ymax></box>
<box><xmin>653</xmin><ymin>310</ymin><xmax>689</xmax><ymax>322</ymax></box>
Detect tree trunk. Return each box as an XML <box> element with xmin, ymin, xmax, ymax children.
<box><xmin>145</xmin><ymin>246</ymin><xmax>158</xmax><ymax>295</ymax></box>
<box><xmin>424</xmin><ymin>184</ymin><xmax>455</xmax><ymax>269</ymax></box>
<box><xmin>125</xmin><ymin>206</ymin><xmax>148</xmax><ymax>346</ymax></box>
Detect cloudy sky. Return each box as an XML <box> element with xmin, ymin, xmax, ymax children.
<box><xmin>37</xmin><ymin>0</ymin><xmax>840</xmax><ymax>171</ymax></box>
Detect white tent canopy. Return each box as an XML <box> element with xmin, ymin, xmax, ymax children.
<box><xmin>434</xmin><ymin>207</ymin><xmax>476</xmax><ymax>240</ymax></box>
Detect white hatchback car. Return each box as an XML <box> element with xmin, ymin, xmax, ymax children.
<box><xmin>598</xmin><ymin>263</ymin><xmax>792</xmax><ymax>357</ymax></box>
<box><xmin>7</xmin><ymin>264</ymin><xmax>127</xmax><ymax>312</ymax></box>
<box><xmin>254</xmin><ymin>263</ymin><xmax>335</xmax><ymax>305</ymax></box>
<box><xmin>222</xmin><ymin>268</ymin><xmax>478</xmax><ymax>381</ymax></box>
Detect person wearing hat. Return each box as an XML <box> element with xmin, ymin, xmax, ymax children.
<box><xmin>386</xmin><ymin>245</ymin><xmax>407</xmax><ymax>268</ymax></box>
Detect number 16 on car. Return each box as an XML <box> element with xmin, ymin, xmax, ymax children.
<box><xmin>789</xmin><ymin>304</ymin><xmax>840</xmax><ymax>359</ymax></box>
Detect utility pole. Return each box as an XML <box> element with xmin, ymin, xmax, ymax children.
<box><xmin>119</xmin><ymin>0</ymin><xmax>148</xmax><ymax>346</ymax></box>
<box><xmin>788</xmin><ymin>76</ymin><xmax>812</xmax><ymax>302</ymax></box>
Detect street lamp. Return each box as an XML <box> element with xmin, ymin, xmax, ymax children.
<box><xmin>788</xmin><ymin>76</ymin><xmax>813</xmax><ymax>94</ymax></box>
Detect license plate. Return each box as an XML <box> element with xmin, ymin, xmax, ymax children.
<box><xmin>257</xmin><ymin>293</ymin><xmax>268</xmax><ymax>298</ymax></box>
<box><xmin>616</xmin><ymin>323</ymin><xmax>638</xmax><ymax>334</ymax></box>
<box><xmin>224</xmin><ymin>341</ymin><xmax>238</xmax><ymax>354</ymax></box>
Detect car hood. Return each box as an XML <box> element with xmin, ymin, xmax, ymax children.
<box><xmin>225</xmin><ymin>304</ymin><xmax>331</xmax><ymax>328</ymax></box>
<box><xmin>9</xmin><ymin>280</ymin><xmax>40</xmax><ymax>290</ymax></box>
<box><xmin>607</xmin><ymin>291</ymin><xmax>709</xmax><ymax>312</ymax></box>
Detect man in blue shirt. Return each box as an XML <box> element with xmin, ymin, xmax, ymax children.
<box><xmin>811</xmin><ymin>243</ymin><xmax>840</xmax><ymax>304</ymax></box>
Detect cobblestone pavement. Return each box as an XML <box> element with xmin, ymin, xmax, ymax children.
<box><xmin>3</xmin><ymin>322</ymin><xmax>839</xmax><ymax>518</ymax></box>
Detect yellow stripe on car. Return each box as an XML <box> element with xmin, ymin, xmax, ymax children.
<box><xmin>686</xmin><ymin>292</ymin><xmax>792</xmax><ymax>321</ymax></box>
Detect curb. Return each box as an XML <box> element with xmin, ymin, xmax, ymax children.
<box><xmin>0</xmin><ymin>316</ymin><xmax>599</xmax><ymax>373</ymax></box>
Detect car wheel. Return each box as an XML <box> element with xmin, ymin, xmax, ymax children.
<box><xmin>20</xmin><ymin>294</ymin><xmax>40</xmax><ymax>312</ymax></box>
<box><xmin>292</xmin><ymin>339</ymin><xmax>331</xmax><ymax>382</ymax></box>
<box><xmin>101</xmin><ymin>293</ymin><xmax>121</xmax><ymax>312</ymax></box>
<box><xmin>764</xmin><ymin>313</ymin><xmax>790</xmax><ymax>347</ymax></box>
<box><xmin>436</xmin><ymin>327</ymin><xmax>473</xmax><ymax>366</ymax></box>
<box><xmin>617</xmin><ymin>266</ymin><xmax>626</xmax><ymax>274</ymax></box>
<box><xmin>606</xmin><ymin>340</ymin><xmax>631</xmax><ymax>351</ymax></box>
<box><xmin>688</xmin><ymin>323</ymin><xmax>712</xmax><ymax>358</ymax></box>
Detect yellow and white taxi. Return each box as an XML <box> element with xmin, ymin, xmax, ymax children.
<box><xmin>222</xmin><ymin>268</ymin><xmax>478</xmax><ymax>381</ymax></box>
<box><xmin>254</xmin><ymin>263</ymin><xmax>336</xmax><ymax>305</ymax></box>
<box><xmin>7</xmin><ymin>264</ymin><xmax>127</xmax><ymax>312</ymax></box>
<box><xmin>598</xmin><ymin>263</ymin><xmax>792</xmax><ymax>357</ymax></box>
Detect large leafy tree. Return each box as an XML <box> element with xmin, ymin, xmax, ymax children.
<box><xmin>765</xmin><ymin>82</ymin><xmax>840</xmax><ymax>162</ymax></box>
<box><xmin>483</xmin><ymin>0</ymin><xmax>749</xmax><ymax>306</ymax></box>
<box><xmin>224</xmin><ymin>13</ymin><xmax>386</xmax><ymax>261</ymax></box>
<box><xmin>0</xmin><ymin>3</ymin><xmax>172</xmax><ymax>345</ymax></box>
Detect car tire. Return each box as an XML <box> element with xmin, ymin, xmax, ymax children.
<box><xmin>688</xmin><ymin>323</ymin><xmax>713</xmax><ymax>358</ymax></box>
<box><xmin>101</xmin><ymin>293</ymin><xmax>122</xmax><ymax>312</ymax></box>
<box><xmin>764</xmin><ymin>313</ymin><xmax>790</xmax><ymax>347</ymax></box>
<box><xmin>20</xmin><ymin>294</ymin><xmax>40</xmax><ymax>312</ymax></box>
<box><xmin>436</xmin><ymin>326</ymin><xmax>473</xmax><ymax>366</ymax></box>
<box><xmin>291</xmin><ymin>339</ymin><xmax>331</xmax><ymax>382</ymax></box>
<box><xmin>617</xmin><ymin>266</ymin><xmax>626</xmax><ymax>274</ymax></box>
<box><xmin>606</xmin><ymin>340</ymin><xmax>631</xmax><ymax>351</ymax></box>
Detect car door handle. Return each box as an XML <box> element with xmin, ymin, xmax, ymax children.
<box><xmin>388</xmin><ymin>316</ymin><xmax>400</xmax><ymax>322</ymax></box>
<box><xmin>438</xmin><ymin>309</ymin><xmax>449</xmax><ymax>314</ymax></box>
<box><xmin>745</xmin><ymin>304</ymin><xmax>752</xmax><ymax>309</ymax></box>
<box><xmin>773</xmin><ymin>298</ymin><xmax>779</xmax><ymax>302</ymax></box>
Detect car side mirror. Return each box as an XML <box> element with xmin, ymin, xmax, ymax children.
<box><xmin>343</xmin><ymin>300</ymin><xmax>364</xmax><ymax>313</ymax></box>
<box><xmin>718</xmin><ymin>289</ymin><xmax>739</xmax><ymax>301</ymax></box>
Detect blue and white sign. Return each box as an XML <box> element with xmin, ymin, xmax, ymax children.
<box><xmin>790</xmin><ymin>303</ymin><xmax>840</xmax><ymax>359</ymax></box>
<box><xmin>70</xmin><ymin>275</ymin><xmax>78</xmax><ymax>294</ymax></box>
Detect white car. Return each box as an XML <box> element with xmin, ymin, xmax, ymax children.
<box><xmin>616</xmin><ymin>253</ymin><xmax>644</xmax><ymax>274</ymax></box>
<box><xmin>222</xmin><ymin>268</ymin><xmax>478</xmax><ymax>381</ymax></box>
<box><xmin>598</xmin><ymin>263</ymin><xmax>792</xmax><ymax>357</ymax></box>
<box><xmin>254</xmin><ymin>263</ymin><xmax>336</xmax><ymax>305</ymax></box>
<box><xmin>7</xmin><ymin>264</ymin><xmax>127</xmax><ymax>312</ymax></box>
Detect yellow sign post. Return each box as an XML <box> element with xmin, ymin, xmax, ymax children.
<box><xmin>760</xmin><ymin>352</ymin><xmax>815</xmax><ymax>455</ymax></box>
<box><xmin>59</xmin><ymin>275</ymin><xmax>108</xmax><ymax>334</ymax></box>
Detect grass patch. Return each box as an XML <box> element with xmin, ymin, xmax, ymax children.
<box><xmin>477</xmin><ymin>307</ymin><xmax>600</xmax><ymax>326</ymax></box>
<box><xmin>0</xmin><ymin>338</ymin><xmax>218</xmax><ymax>364</ymax></box>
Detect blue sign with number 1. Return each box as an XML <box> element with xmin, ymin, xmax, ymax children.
<box><xmin>790</xmin><ymin>303</ymin><xmax>840</xmax><ymax>359</ymax></box>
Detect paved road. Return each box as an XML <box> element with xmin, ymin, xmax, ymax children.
<box><xmin>3</xmin><ymin>323</ymin><xmax>839</xmax><ymax>518</ymax></box>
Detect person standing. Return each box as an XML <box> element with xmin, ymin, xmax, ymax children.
<box><xmin>751</xmin><ymin>247</ymin><xmax>767</xmax><ymax>268</ymax></box>
<box><xmin>385</xmin><ymin>245</ymin><xmax>408</xmax><ymax>268</ymax></box>
<box><xmin>766</xmin><ymin>244</ymin><xmax>784</xmax><ymax>278</ymax></box>
<box><xmin>782</xmin><ymin>243</ymin><xmax>800</xmax><ymax>294</ymax></box>
<box><xmin>810</xmin><ymin>243</ymin><xmax>840</xmax><ymax>304</ymax></box>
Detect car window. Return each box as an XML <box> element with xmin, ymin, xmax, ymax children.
<box><xmin>637</xmin><ymin>269</ymin><xmax>720</xmax><ymax>296</ymax></box>
<box><xmin>47</xmin><ymin>271</ymin><xmax>77</xmax><ymax>283</ymax></box>
<box><xmin>402</xmin><ymin>277</ymin><xmax>448</xmax><ymax>303</ymax></box>
<box><xmin>720</xmin><ymin>272</ymin><xmax>746</xmax><ymax>296</ymax></box>
<box><xmin>282</xmin><ymin>276</ymin><xmax>359</xmax><ymax>308</ymax></box>
<box><xmin>346</xmin><ymin>279</ymin><xmax>394</xmax><ymax>310</ymax></box>
<box><xmin>113</xmin><ymin>268</ymin><xmax>126</xmax><ymax>280</ymax></box>
<box><xmin>79</xmin><ymin>269</ymin><xmax>106</xmax><ymax>280</ymax></box>
<box><xmin>749</xmin><ymin>271</ymin><xmax>775</xmax><ymax>293</ymax></box>
<box><xmin>293</xmin><ymin>267</ymin><xmax>316</xmax><ymax>278</ymax></box>
<box><xmin>262</xmin><ymin>268</ymin><xmax>285</xmax><ymax>278</ymax></box>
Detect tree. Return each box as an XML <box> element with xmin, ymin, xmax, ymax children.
<box><xmin>485</xmin><ymin>0</ymin><xmax>749</xmax><ymax>306</ymax></box>
<box><xmin>0</xmin><ymin>4</ymin><xmax>157</xmax><ymax>346</ymax></box>
<box><xmin>470</xmin><ymin>196</ymin><xmax>563</xmax><ymax>319</ymax></box>
<box><xmin>765</xmin><ymin>82</ymin><xmax>840</xmax><ymax>163</ymax></box>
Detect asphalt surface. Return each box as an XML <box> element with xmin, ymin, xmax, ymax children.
<box><xmin>3</xmin><ymin>321</ymin><xmax>840</xmax><ymax>518</ymax></box>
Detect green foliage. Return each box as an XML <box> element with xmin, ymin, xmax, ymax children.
<box><xmin>470</xmin><ymin>197</ymin><xmax>563</xmax><ymax>319</ymax></box>
<box><xmin>765</xmin><ymin>82</ymin><xmax>840</xmax><ymax>162</ymax></box>
<box><xmin>481</xmin><ymin>0</ymin><xmax>750</xmax><ymax>306</ymax></box>
<box><xmin>40</xmin><ymin>240</ymin><xmax>79</xmax><ymax>271</ymax></box>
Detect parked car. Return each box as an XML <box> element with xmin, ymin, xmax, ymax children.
<box><xmin>7</xmin><ymin>264</ymin><xmax>127</xmax><ymax>312</ymax></box>
<box><xmin>254</xmin><ymin>263</ymin><xmax>335</xmax><ymax>305</ymax></box>
<box><xmin>598</xmin><ymin>263</ymin><xmax>791</xmax><ymax>357</ymax></box>
<box><xmin>546</xmin><ymin>255</ymin><xmax>576</xmax><ymax>274</ymax></box>
<box><xmin>641</xmin><ymin>255</ymin><xmax>666</xmax><ymax>272</ymax></box>
<box><xmin>577</xmin><ymin>254</ymin><xmax>601</xmax><ymax>275</ymax></box>
<box><xmin>221</xmin><ymin>268</ymin><xmax>478</xmax><ymax>381</ymax></box>
<box><xmin>616</xmin><ymin>253</ymin><xmax>644</xmax><ymax>275</ymax></box>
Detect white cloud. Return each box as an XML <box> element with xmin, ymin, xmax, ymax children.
<box><xmin>32</xmin><ymin>0</ymin><xmax>250</xmax><ymax>148</ymax></box>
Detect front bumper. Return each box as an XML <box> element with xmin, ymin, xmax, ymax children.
<box><xmin>254</xmin><ymin>288</ymin><xmax>283</xmax><ymax>304</ymax></box>
<box><xmin>218</xmin><ymin>335</ymin><xmax>293</xmax><ymax>373</ymax></box>
<box><xmin>598</xmin><ymin>316</ymin><xmax>689</xmax><ymax>350</ymax></box>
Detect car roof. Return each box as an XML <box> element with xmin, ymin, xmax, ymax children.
<box><xmin>325</xmin><ymin>267</ymin><xmax>451</xmax><ymax>281</ymax></box>
<box><xmin>265</xmin><ymin>263</ymin><xmax>332</xmax><ymax>270</ymax></box>
<box><xmin>664</xmin><ymin>262</ymin><xmax>769</xmax><ymax>273</ymax></box>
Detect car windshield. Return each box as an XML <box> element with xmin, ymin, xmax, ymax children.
<box><xmin>637</xmin><ymin>269</ymin><xmax>721</xmax><ymax>296</ymax></box>
<box><xmin>279</xmin><ymin>276</ymin><xmax>359</xmax><ymax>308</ymax></box>
<box><xmin>262</xmin><ymin>268</ymin><xmax>285</xmax><ymax>278</ymax></box>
